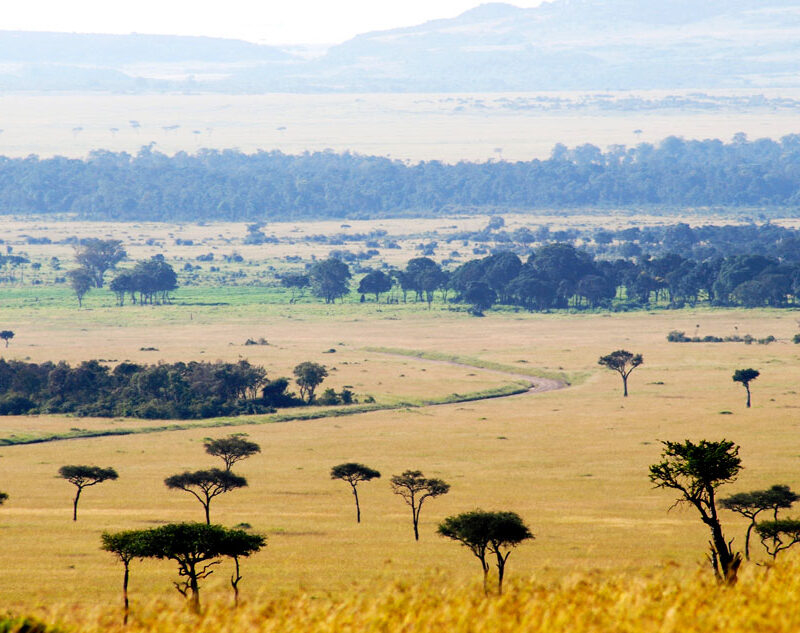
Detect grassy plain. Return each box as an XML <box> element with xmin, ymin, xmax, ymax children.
<box><xmin>2</xmin><ymin>91</ymin><xmax>800</xmax><ymax>162</ymax></box>
<box><xmin>1</xmin><ymin>295</ymin><xmax>800</xmax><ymax>615</ymax></box>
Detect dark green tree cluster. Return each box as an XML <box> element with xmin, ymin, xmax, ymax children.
<box><xmin>0</xmin><ymin>358</ymin><xmax>283</xmax><ymax>418</ymax></box>
<box><xmin>4</xmin><ymin>137</ymin><xmax>800</xmax><ymax>220</ymax></box>
<box><xmin>109</xmin><ymin>256</ymin><xmax>178</xmax><ymax>305</ymax></box>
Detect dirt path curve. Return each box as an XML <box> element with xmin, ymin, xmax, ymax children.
<box><xmin>370</xmin><ymin>351</ymin><xmax>567</xmax><ymax>399</ymax></box>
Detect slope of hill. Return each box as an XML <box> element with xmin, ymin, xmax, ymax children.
<box><xmin>2</xmin><ymin>0</ymin><xmax>800</xmax><ymax>91</ymax></box>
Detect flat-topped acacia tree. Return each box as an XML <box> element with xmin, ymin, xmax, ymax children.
<box><xmin>438</xmin><ymin>510</ymin><xmax>534</xmax><ymax>595</ymax></box>
<box><xmin>58</xmin><ymin>465</ymin><xmax>118</xmax><ymax>521</ymax></box>
<box><xmin>598</xmin><ymin>350</ymin><xmax>643</xmax><ymax>397</ymax></box>
<box><xmin>0</xmin><ymin>330</ymin><xmax>13</xmax><ymax>347</ymax></box>
<box><xmin>165</xmin><ymin>469</ymin><xmax>247</xmax><ymax>524</ymax></box>
<box><xmin>331</xmin><ymin>463</ymin><xmax>381</xmax><ymax>523</ymax></box>
<box><xmin>649</xmin><ymin>439</ymin><xmax>742</xmax><ymax>585</ymax></box>
<box><xmin>732</xmin><ymin>368</ymin><xmax>759</xmax><ymax>408</ymax></box>
<box><xmin>113</xmin><ymin>523</ymin><xmax>265</xmax><ymax>613</ymax></box>
<box><xmin>204</xmin><ymin>435</ymin><xmax>261</xmax><ymax>471</ymax></box>
<box><xmin>390</xmin><ymin>470</ymin><xmax>450</xmax><ymax>541</ymax></box>
<box><xmin>721</xmin><ymin>484</ymin><xmax>799</xmax><ymax>559</ymax></box>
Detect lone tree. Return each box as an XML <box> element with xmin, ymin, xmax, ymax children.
<box><xmin>165</xmin><ymin>469</ymin><xmax>247</xmax><ymax>524</ymax></box>
<box><xmin>721</xmin><ymin>484</ymin><xmax>799</xmax><ymax>559</ymax></box>
<box><xmin>0</xmin><ymin>330</ymin><xmax>13</xmax><ymax>347</ymax></box>
<box><xmin>101</xmin><ymin>530</ymin><xmax>150</xmax><ymax>624</ymax></box>
<box><xmin>293</xmin><ymin>362</ymin><xmax>328</xmax><ymax>403</ymax></box>
<box><xmin>67</xmin><ymin>267</ymin><xmax>94</xmax><ymax>307</ymax></box>
<box><xmin>0</xmin><ymin>491</ymin><xmax>7</xmax><ymax>505</ymax></box>
<box><xmin>649</xmin><ymin>439</ymin><xmax>742</xmax><ymax>585</ymax></box>
<box><xmin>755</xmin><ymin>519</ymin><xmax>800</xmax><ymax>560</ymax></box>
<box><xmin>204</xmin><ymin>434</ymin><xmax>261</xmax><ymax>471</ymax></box>
<box><xmin>390</xmin><ymin>470</ymin><xmax>450</xmax><ymax>541</ymax></box>
<box><xmin>58</xmin><ymin>465</ymin><xmax>119</xmax><ymax>521</ymax></box>
<box><xmin>598</xmin><ymin>350</ymin><xmax>643</xmax><ymax>397</ymax></box>
<box><xmin>330</xmin><ymin>463</ymin><xmax>381</xmax><ymax>523</ymax></box>
<box><xmin>732</xmin><ymin>368</ymin><xmax>759</xmax><ymax>408</ymax></box>
<box><xmin>138</xmin><ymin>523</ymin><xmax>265</xmax><ymax>613</ymax></box>
<box><xmin>438</xmin><ymin>510</ymin><xmax>534</xmax><ymax>594</ymax></box>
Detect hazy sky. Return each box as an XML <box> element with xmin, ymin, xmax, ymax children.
<box><xmin>3</xmin><ymin>1</ymin><xmax>547</xmax><ymax>45</ymax></box>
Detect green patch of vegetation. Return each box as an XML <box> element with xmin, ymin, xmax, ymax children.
<box><xmin>0</xmin><ymin>381</ymin><xmax>532</xmax><ymax>447</ymax></box>
<box><xmin>363</xmin><ymin>346</ymin><xmax>586</xmax><ymax>386</ymax></box>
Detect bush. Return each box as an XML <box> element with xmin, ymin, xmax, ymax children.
<box><xmin>0</xmin><ymin>394</ymin><xmax>36</xmax><ymax>415</ymax></box>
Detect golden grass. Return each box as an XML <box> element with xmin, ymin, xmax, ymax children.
<box><xmin>2</xmin><ymin>301</ymin><xmax>800</xmax><ymax>613</ymax></box>
<box><xmin>16</xmin><ymin>556</ymin><xmax>800</xmax><ymax>632</ymax></box>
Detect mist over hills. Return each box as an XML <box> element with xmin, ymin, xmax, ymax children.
<box><xmin>1</xmin><ymin>0</ymin><xmax>799</xmax><ymax>91</ymax></box>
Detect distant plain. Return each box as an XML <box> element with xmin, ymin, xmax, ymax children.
<box><xmin>2</xmin><ymin>91</ymin><xmax>800</xmax><ymax>162</ymax></box>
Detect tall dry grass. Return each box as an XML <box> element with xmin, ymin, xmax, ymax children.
<box><xmin>15</xmin><ymin>556</ymin><xmax>800</xmax><ymax>633</ymax></box>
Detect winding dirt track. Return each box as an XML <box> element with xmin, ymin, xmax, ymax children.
<box><xmin>371</xmin><ymin>351</ymin><xmax>568</xmax><ymax>399</ymax></box>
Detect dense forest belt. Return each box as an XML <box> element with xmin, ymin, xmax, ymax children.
<box><xmin>0</xmin><ymin>352</ymin><xmax>575</xmax><ymax>447</ymax></box>
<box><xmin>2</xmin><ymin>136</ymin><xmax>800</xmax><ymax>220</ymax></box>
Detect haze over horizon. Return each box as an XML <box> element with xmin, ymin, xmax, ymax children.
<box><xmin>2</xmin><ymin>0</ymin><xmax>546</xmax><ymax>46</ymax></box>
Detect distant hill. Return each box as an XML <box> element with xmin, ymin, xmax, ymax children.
<box><xmin>2</xmin><ymin>0</ymin><xmax>800</xmax><ymax>92</ymax></box>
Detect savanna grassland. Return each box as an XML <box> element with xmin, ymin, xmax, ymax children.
<box><xmin>2</xmin><ymin>218</ymin><xmax>800</xmax><ymax>631</ymax></box>
<box><xmin>2</xmin><ymin>91</ymin><xmax>800</xmax><ymax>162</ymax></box>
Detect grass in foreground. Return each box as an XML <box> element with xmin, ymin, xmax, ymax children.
<box><xmin>14</xmin><ymin>557</ymin><xmax>800</xmax><ymax>633</ymax></box>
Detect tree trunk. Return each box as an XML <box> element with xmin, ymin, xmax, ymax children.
<box><xmin>708</xmin><ymin>521</ymin><xmax>741</xmax><ymax>585</ymax></box>
<box><xmin>745</xmin><ymin>385</ymin><xmax>751</xmax><ymax>408</ymax></box>
<box><xmin>622</xmin><ymin>375</ymin><xmax>628</xmax><ymax>397</ymax></box>
<box><xmin>412</xmin><ymin>506</ymin><xmax>420</xmax><ymax>541</ymax></box>
<box><xmin>73</xmin><ymin>487</ymin><xmax>81</xmax><ymax>521</ymax></box>
<box><xmin>352</xmin><ymin>486</ymin><xmax>361</xmax><ymax>523</ymax></box>
<box><xmin>745</xmin><ymin>521</ymin><xmax>754</xmax><ymax>560</ymax></box>
<box><xmin>189</xmin><ymin>575</ymin><xmax>200</xmax><ymax>613</ymax></box>
<box><xmin>203</xmin><ymin>502</ymin><xmax>210</xmax><ymax>525</ymax></box>
<box><xmin>123</xmin><ymin>563</ymin><xmax>130</xmax><ymax>625</ymax></box>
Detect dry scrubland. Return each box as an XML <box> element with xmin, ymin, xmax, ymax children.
<box><xmin>2</xmin><ymin>91</ymin><xmax>800</xmax><ymax>162</ymax></box>
<box><xmin>1</xmin><ymin>301</ymin><xmax>800</xmax><ymax>622</ymax></box>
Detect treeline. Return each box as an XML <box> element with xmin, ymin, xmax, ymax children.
<box><xmin>335</xmin><ymin>244</ymin><xmax>800</xmax><ymax>311</ymax></box>
<box><xmin>3</xmin><ymin>135</ymin><xmax>800</xmax><ymax>220</ymax></box>
<box><xmin>0</xmin><ymin>359</ymin><xmax>305</xmax><ymax>419</ymax></box>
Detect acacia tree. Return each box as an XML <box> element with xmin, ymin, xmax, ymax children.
<box><xmin>220</xmin><ymin>527</ymin><xmax>266</xmax><ymax>607</ymax></box>
<box><xmin>721</xmin><ymin>484</ymin><xmax>799</xmax><ymax>559</ymax></box>
<box><xmin>138</xmin><ymin>523</ymin><xmax>265</xmax><ymax>612</ymax></box>
<box><xmin>732</xmin><ymin>368</ymin><xmax>759</xmax><ymax>408</ymax></box>
<box><xmin>390</xmin><ymin>470</ymin><xmax>450</xmax><ymax>541</ymax></box>
<box><xmin>755</xmin><ymin>519</ymin><xmax>800</xmax><ymax>560</ymax></box>
<box><xmin>73</xmin><ymin>238</ymin><xmax>126</xmax><ymax>287</ymax></box>
<box><xmin>204</xmin><ymin>435</ymin><xmax>261</xmax><ymax>471</ymax></box>
<box><xmin>438</xmin><ymin>510</ymin><xmax>534</xmax><ymax>594</ymax></box>
<box><xmin>0</xmin><ymin>330</ymin><xmax>13</xmax><ymax>347</ymax></box>
<box><xmin>649</xmin><ymin>439</ymin><xmax>742</xmax><ymax>584</ymax></box>
<box><xmin>0</xmin><ymin>491</ymin><xmax>7</xmax><ymax>505</ymax></box>
<box><xmin>58</xmin><ymin>465</ymin><xmax>118</xmax><ymax>521</ymax></box>
<box><xmin>293</xmin><ymin>362</ymin><xmax>327</xmax><ymax>403</ymax></box>
<box><xmin>101</xmin><ymin>530</ymin><xmax>150</xmax><ymax>624</ymax></box>
<box><xmin>67</xmin><ymin>267</ymin><xmax>94</xmax><ymax>307</ymax></box>
<box><xmin>164</xmin><ymin>469</ymin><xmax>247</xmax><ymax>524</ymax></box>
<box><xmin>330</xmin><ymin>463</ymin><xmax>381</xmax><ymax>523</ymax></box>
<box><xmin>598</xmin><ymin>350</ymin><xmax>643</xmax><ymax>397</ymax></box>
